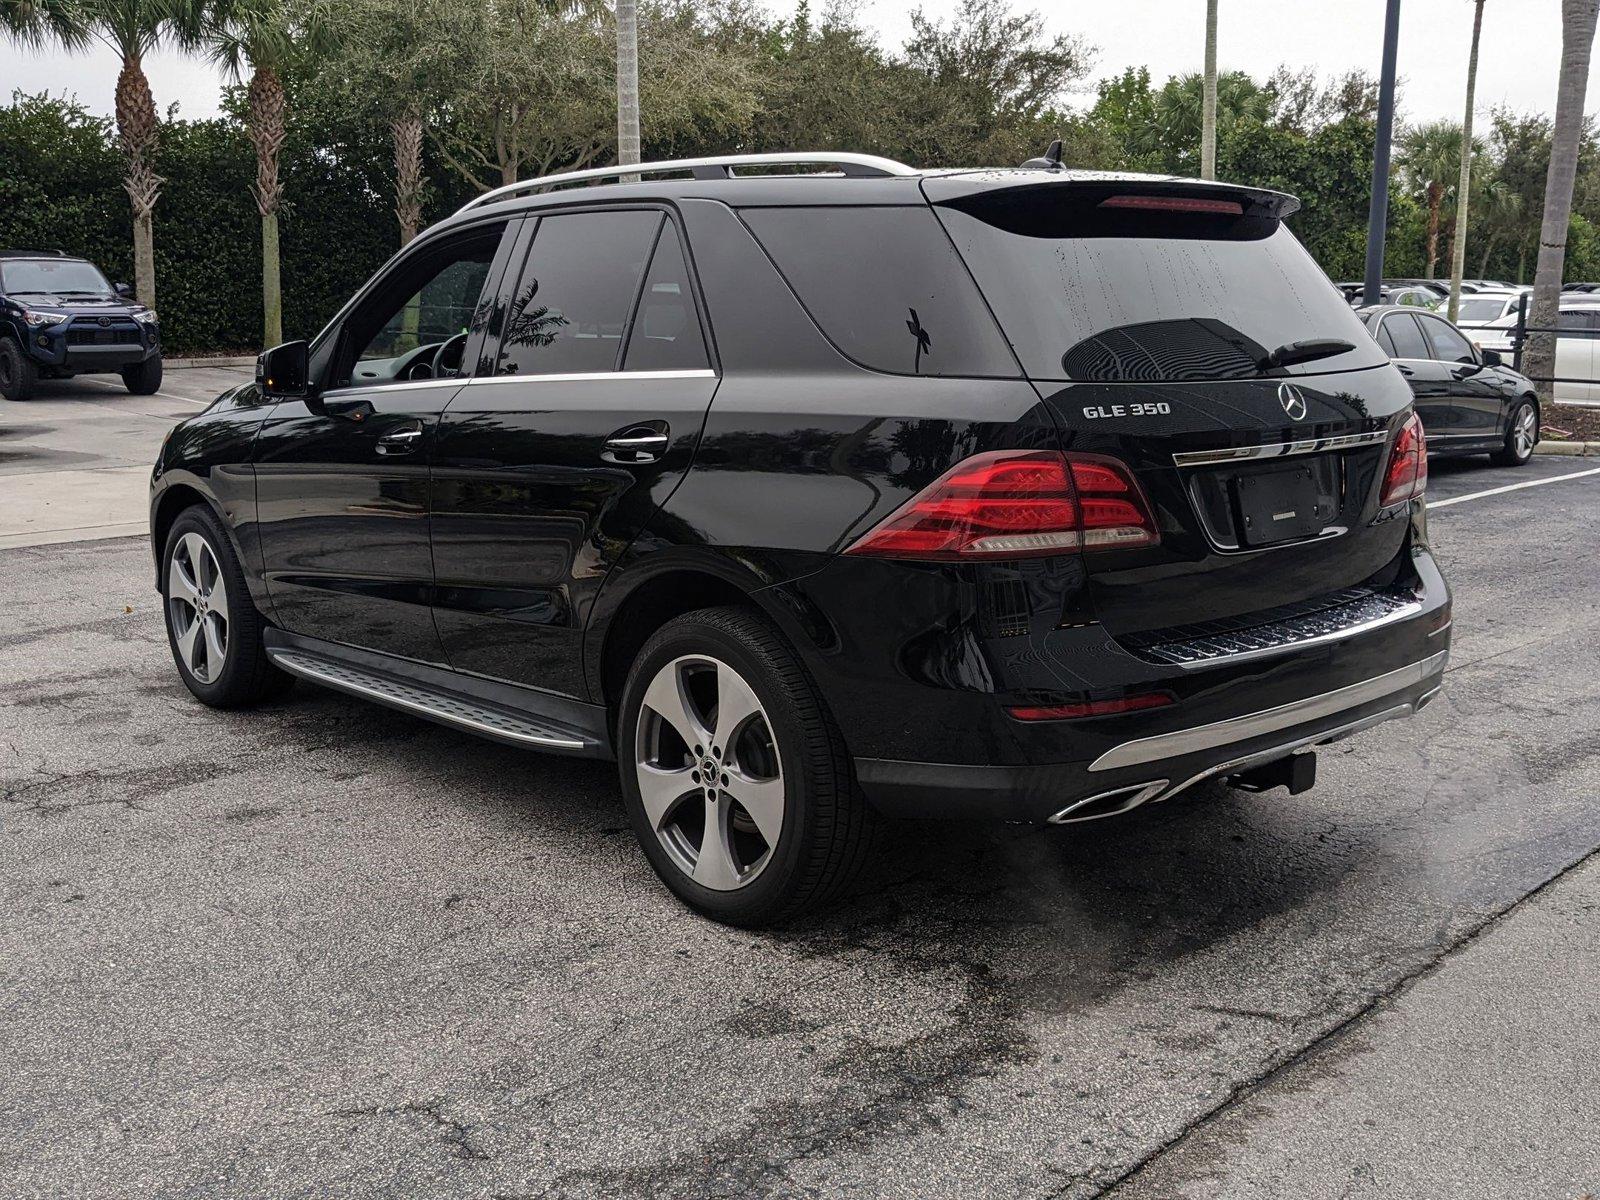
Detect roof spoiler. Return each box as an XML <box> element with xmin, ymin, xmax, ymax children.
<box><xmin>924</xmin><ymin>173</ymin><xmax>1301</xmax><ymax>221</ymax></box>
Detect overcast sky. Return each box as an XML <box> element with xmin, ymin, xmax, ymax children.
<box><xmin>0</xmin><ymin>1</ymin><xmax>1591</xmax><ymax>129</ymax></box>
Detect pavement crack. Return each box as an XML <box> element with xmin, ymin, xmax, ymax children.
<box><xmin>326</xmin><ymin>1098</ymin><xmax>491</xmax><ymax>1162</ymax></box>
<box><xmin>1084</xmin><ymin>842</ymin><xmax>1600</xmax><ymax>1199</ymax></box>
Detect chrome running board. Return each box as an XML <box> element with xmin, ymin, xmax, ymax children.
<box><xmin>267</xmin><ymin>649</ymin><xmax>594</xmax><ymax>752</ymax></box>
<box><xmin>1089</xmin><ymin>650</ymin><xmax>1448</xmax><ymax>773</ymax></box>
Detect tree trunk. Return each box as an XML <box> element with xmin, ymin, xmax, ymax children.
<box><xmin>392</xmin><ymin>112</ymin><xmax>424</xmax><ymax>246</ymax></box>
<box><xmin>115</xmin><ymin>55</ymin><xmax>162</xmax><ymax>309</ymax></box>
<box><xmin>1478</xmin><ymin>233</ymin><xmax>1498</xmax><ymax>278</ymax></box>
<box><xmin>617</xmin><ymin>0</ymin><xmax>641</xmax><ymax>181</ymax></box>
<box><xmin>1447</xmin><ymin>0</ymin><xmax>1485</xmax><ymax>322</ymax></box>
<box><xmin>1526</xmin><ymin>0</ymin><xmax>1600</xmax><ymax>402</ymax></box>
<box><xmin>1201</xmin><ymin>0</ymin><xmax>1218</xmax><ymax>179</ymax></box>
<box><xmin>1425</xmin><ymin>184</ymin><xmax>1442</xmax><ymax>277</ymax></box>
<box><xmin>247</xmin><ymin>66</ymin><xmax>287</xmax><ymax>348</ymax></box>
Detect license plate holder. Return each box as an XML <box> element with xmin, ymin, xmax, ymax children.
<box><xmin>1232</xmin><ymin>462</ymin><xmax>1330</xmax><ymax>546</ymax></box>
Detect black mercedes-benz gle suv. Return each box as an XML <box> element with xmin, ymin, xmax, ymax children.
<box><xmin>150</xmin><ymin>152</ymin><xmax>1451</xmax><ymax>925</ymax></box>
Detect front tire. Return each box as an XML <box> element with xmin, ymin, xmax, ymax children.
<box><xmin>0</xmin><ymin>337</ymin><xmax>39</xmax><ymax>401</ymax></box>
<box><xmin>617</xmin><ymin>607</ymin><xmax>876</xmax><ymax>927</ymax></box>
<box><xmin>1490</xmin><ymin>398</ymin><xmax>1537</xmax><ymax>467</ymax></box>
<box><xmin>121</xmin><ymin>354</ymin><xmax>162</xmax><ymax>395</ymax></box>
<box><xmin>162</xmin><ymin>505</ymin><xmax>293</xmax><ymax>707</ymax></box>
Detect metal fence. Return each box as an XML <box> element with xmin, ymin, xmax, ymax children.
<box><xmin>1506</xmin><ymin>292</ymin><xmax>1596</xmax><ymax>388</ymax></box>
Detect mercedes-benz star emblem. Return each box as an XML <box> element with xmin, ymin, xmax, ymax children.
<box><xmin>1277</xmin><ymin>382</ymin><xmax>1307</xmax><ymax>421</ymax></box>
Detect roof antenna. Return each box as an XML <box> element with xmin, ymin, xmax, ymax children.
<box><xmin>1022</xmin><ymin>138</ymin><xmax>1064</xmax><ymax>170</ymax></box>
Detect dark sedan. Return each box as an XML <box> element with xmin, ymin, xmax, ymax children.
<box><xmin>1359</xmin><ymin>305</ymin><xmax>1539</xmax><ymax>466</ymax></box>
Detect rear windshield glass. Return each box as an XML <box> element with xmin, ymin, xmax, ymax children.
<box><xmin>740</xmin><ymin>206</ymin><xmax>1019</xmax><ymax>378</ymax></box>
<box><xmin>1456</xmin><ymin>297</ymin><xmax>1510</xmax><ymax>321</ymax></box>
<box><xmin>935</xmin><ymin>190</ymin><xmax>1386</xmax><ymax>383</ymax></box>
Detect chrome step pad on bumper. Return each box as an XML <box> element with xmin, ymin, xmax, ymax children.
<box><xmin>266</xmin><ymin>649</ymin><xmax>596</xmax><ymax>752</ymax></box>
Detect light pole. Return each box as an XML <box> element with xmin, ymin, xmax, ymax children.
<box><xmin>1364</xmin><ymin>0</ymin><xmax>1403</xmax><ymax>307</ymax></box>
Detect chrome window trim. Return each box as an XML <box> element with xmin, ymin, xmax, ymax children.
<box><xmin>1171</xmin><ymin>429</ymin><xmax>1390</xmax><ymax>467</ymax></box>
<box><xmin>466</xmin><ymin>369</ymin><xmax>717</xmax><ymax>386</ymax></box>
<box><xmin>1088</xmin><ymin>649</ymin><xmax>1448</xmax><ymax>772</ymax></box>
<box><xmin>320</xmin><ymin>376</ymin><xmax>471</xmax><ymax>399</ymax></box>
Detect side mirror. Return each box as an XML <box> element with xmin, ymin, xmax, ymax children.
<box><xmin>256</xmin><ymin>339</ymin><xmax>313</xmax><ymax>399</ymax></box>
<box><xmin>1481</xmin><ymin>348</ymin><xmax>1503</xmax><ymax>367</ymax></box>
<box><xmin>115</xmin><ymin>282</ymin><xmax>134</xmax><ymax>298</ymax></box>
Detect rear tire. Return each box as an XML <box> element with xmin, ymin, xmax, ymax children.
<box><xmin>162</xmin><ymin>504</ymin><xmax>294</xmax><ymax>708</ymax></box>
<box><xmin>617</xmin><ymin>606</ymin><xmax>876</xmax><ymax>927</ymax></box>
<box><xmin>0</xmin><ymin>337</ymin><xmax>38</xmax><ymax>401</ymax></box>
<box><xmin>1490</xmin><ymin>398</ymin><xmax>1537</xmax><ymax>467</ymax></box>
<box><xmin>121</xmin><ymin>355</ymin><xmax>162</xmax><ymax>395</ymax></box>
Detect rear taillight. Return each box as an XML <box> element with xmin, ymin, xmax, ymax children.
<box><xmin>844</xmin><ymin>450</ymin><xmax>1158</xmax><ymax>560</ymax></box>
<box><xmin>1099</xmin><ymin>194</ymin><xmax>1245</xmax><ymax>215</ymax></box>
<box><xmin>1008</xmin><ymin>692</ymin><xmax>1174</xmax><ymax>721</ymax></box>
<box><xmin>1380</xmin><ymin>412</ymin><xmax>1428</xmax><ymax>507</ymax></box>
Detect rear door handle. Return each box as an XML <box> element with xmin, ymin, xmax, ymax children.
<box><xmin>376</xmin><ymin>422</ymin><xmax>424</xmax><ymax>455</ymax></box>
<box><xmin>602</xmin><ymin>423</ymin><xmax>669</xmax><ymax>464</ymax></box>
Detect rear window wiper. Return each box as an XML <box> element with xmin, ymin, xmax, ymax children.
<box><xmin>1258</xmin><ymin>338</ymin><xmax>1355</xmax><ymax>371</ymax></box>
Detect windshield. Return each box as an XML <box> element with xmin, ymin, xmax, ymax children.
<box><xmin>1457</xmin><ymin>297</ymin><xmax>1510</xmax><ymax>321</ymax></box>
<box><xmin>935</xmin><ymin>195</ymin><xmax>1386</xmax><ymax>383</ymax></box>
<box><xmin>0</xmin><ymin>258</ymin><xmax>114</xmax><ymax>297</ymax></box>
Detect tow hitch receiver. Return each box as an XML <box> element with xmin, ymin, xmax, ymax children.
<box><xmin>1228</xmin><ymin>751</ymin><xmax>1317</xmax><ymax>795</ymax></box>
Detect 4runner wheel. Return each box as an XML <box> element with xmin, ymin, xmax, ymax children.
<box><xmin>162</xmin><ymin>505</ymin><xmax>293</xmax><ymax>707</ymax></box>
<box><xmin>122</xmin><ymin>355</ymin><xmax>163</xmax><ymax>395</ymax></box>
<box><xmin>1490</xmin><ymin>399</ymin><xmax>1537</xmax><ymax>467</ymax></box>
<box><xmin>0</xmin><ymin>338</ymin><xmax>38</xmax><ymax>401</ymax></box>
<box><xmin>617</xmin><ymin>607</ymin><xmax>876</xmax><ymax>927</ymax></box>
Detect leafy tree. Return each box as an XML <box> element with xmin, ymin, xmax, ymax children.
<box><xmin>0</xmin><ymin>0</ymin><xmax>201</xmax><ymax>307</ymax></box>
<box><xmin>1399</xmin><ymin>120</ymin><xmax>1465</xmax><ymax>277</ymax></box>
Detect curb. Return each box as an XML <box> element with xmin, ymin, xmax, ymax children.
<box><xmin>163</xmin><ymin>355</ymin><xmax>256</xmax><ymax>369</ymax></box>
<box><xmin>1534</xmin><ymin>440</ymin><xmax>1599</xmax><ymax>456</ymax></box>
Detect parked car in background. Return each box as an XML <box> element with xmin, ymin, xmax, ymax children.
<box><xmin>0</xmin><ymin>250</ymin><xmax>161</xmax><ymax>401</ymax></box>
<box><xmin>1361</xmin><ymin>304</ymin><xmax>1540</xmax><ymax>465</ymax></box>
<box><xmin>1453</xmin><ymin>290</ymin><xmax>1526</xmax><ymax>331</ymax></box>
<box><xmin>1476</xmin><ymin>298</ymin><xmax>1600</xmax><ymax>404</ymax></box>
<box><xmin>1338</xmin><ymin>282</ymin><xmax>1439</xmax><ymax>309</ymax></box>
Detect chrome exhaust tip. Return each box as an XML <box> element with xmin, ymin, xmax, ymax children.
<box><xmin>1048</xmin><ymin>780</ymin><xmax>1169</xmax><ymax>825</ymax></box>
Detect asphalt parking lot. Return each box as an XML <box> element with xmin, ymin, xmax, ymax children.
<box><xmin>3</xmin><ymin>373</ymin><xmax>1599</xmax><ymax>1198</ymax></box>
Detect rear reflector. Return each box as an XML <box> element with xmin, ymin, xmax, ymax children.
<box><xmin>1099</xmin><ymin>194</ymin><xmax>1245</xmax><ymax>216</ymax></box>
<box><xmin>1008</xmin><ymin>693</ymin><xmax>1174</xmax><ymax>721</ymax></box>
<box><xmin>844</xmin><ymin>450</ymin><xmax>1159</xmax><ymax>560</ymax></box>
<box><xmin>1380</xmin><ymin>412</ymin><xmax>1428</xmax><ymax>506</ymax></box>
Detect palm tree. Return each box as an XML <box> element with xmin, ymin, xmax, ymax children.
<box><xmin>198</xmin><ymin>0</ymin><xmax>324</xmax><ymax>347</ymax></box>
<box><xmin>1473</xmin><ymin>179</ymin><xmax>1522</xmax><ymax>277</ymax></box>
<box><xmin>1</xmin><ymin>0</ymin><xmax>195</xmax><ymax>308</ymax></box>
<box><xmin>616</xmin><ymin>0</ymin><xmax>639</xmax><ymax>176</ymax></box>
<box><xmin>1200</xmin><ymin>0</ymin><xmax>1218</xmax><ymax>179</ymax></box>
<box><xmin>1446</xmin><ymin>0</ymin><xmax>1486</xmax><ymax>322</ymax></box>
<box><xmin>1399</xmin><ymin>120</ymin><xmax>1462</xmax><ymax>278</ymax></box>
<box><xmin>1526</xmin><ymin>0</ymin><xmax>1600</xmax><ymax>401</ymax></box>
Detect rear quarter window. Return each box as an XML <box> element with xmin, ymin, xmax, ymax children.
<box><xmin>739</xmin><ymin>206</ymin><xmax>1019</xmax><ymax>378</ymax></box>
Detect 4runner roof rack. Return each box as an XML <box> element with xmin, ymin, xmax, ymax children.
<box><xmin>457</xmin><ymin>152</ymin><xmax>920</xmax><ymax>214</ymax></box>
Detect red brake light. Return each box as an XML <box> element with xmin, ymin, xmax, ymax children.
<box><xmin>1380</xmin><ymin>412</ymin><xmax>1428</xmax><ymax>506</ymax></box>
<box><xmin>1099</xmin><ymin>194</ymin><xmax>1245</xmax><ymax>216</ymax></box>
<box><xmin>1008</xmin><ymin>692</ymin><xmax>1174</xmax><ymax>721</ymax></box>
<box><xmin>844</xmin><ymin>450</ymin><xmax>1158</xmax><ymax>560</ymax></box>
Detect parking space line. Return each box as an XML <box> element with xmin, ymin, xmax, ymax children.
<box><xmin>72</xmin><ymin>376</ymin><xmax>211</xmax><ymax>406</ymax></box>
<box><xmin>1429</xmin><ymin>466</ymin><xmax>1600</xmax><ymax>510</ymax></box>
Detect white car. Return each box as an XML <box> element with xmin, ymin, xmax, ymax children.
<box><xmin>1453</xmin><ymin>289</ymin><xmax>1528</xmax><ymax>331</ymax></box>
<box><xmin>1477</xmin><ymin>299</ymin><xmax>1600</xmax><ymax>403</ymax></box>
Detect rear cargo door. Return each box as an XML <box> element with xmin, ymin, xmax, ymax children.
<box><xmin>927</xmin><ymin>175</ymin><xmax>1416</xmax><ymax>635</ymax></box>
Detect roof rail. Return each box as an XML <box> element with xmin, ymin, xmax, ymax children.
<box><xmin>457</xmin><ymin>152</ymin><xmax>919</xmax><ymax>214</ymax></box>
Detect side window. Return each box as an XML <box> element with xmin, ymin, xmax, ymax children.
<box><xmin>1557</xmin><ymin>309</ymin><xmax>1595</xmax><ymax>332</ymax></box>
<box><xmin>1417</xmin><ymin>314</ymin><xmax>1475</xmax><ymax>363</ymax></box>
<box><xmin>1382</xmin><ymin>313</ymin><xmax>1430</xmax><ymax>360</ymax></box>
<box><xmin>741</xmin><ymin>205</ymin><xmax>1018</xmax><ymax>377</ymax></box>
<box><xmin>497</xmin><ymin>210</ymin><xmax>662</xmax><ymax>376</ymax></box>
<box><xmin>622</xmin><ymin>221</ymin><xmax>709</xmax><ymax>371</ymax></box>
<box><xmin>337</xmin><ymin>223</ymin><xmax>505</xmax><ymax>388</ymax></box>
<box><xmin>1373</xmin><ymin>321</ymin><xmax>1398</xmax><ymax>357</ymax></box>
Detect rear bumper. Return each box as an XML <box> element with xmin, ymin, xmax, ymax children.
<box><xmin>854</xmin><ymin>646</ymin><xmax>1445</xmax><ymax>822</ymax></box>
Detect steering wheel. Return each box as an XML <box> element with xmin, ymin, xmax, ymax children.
<box><xmin>431</xmin><ymin>331</ymin><xmax>470</xmax><ymax>379</ymax></box>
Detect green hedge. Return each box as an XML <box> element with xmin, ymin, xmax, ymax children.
<box><xmin>0</xmin><ymin>93</ymin><xmax>468</xmax><ymax>355</ymax></box>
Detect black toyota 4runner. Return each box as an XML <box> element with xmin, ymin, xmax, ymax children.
<box><xmin>0</xmin><ymin>250</ymin><xmax>162</xmax><ymax>400</ymax></box>
<box><xmin>149</xmin><ymin>154</ymin><xmax>1450</xmax><ymax>925</ymax></box>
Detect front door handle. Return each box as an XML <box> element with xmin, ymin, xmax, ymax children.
<box><xmin>376</xmin><ymin>422</ymin><xmax>424</xmax><ymax>455</ymax></box>
<box><xmin>602</xmin><ymin>422</ymin><xmax>669</xmax><ymax>464</ymax></box>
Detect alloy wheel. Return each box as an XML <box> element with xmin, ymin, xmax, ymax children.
<box><xmin>634</xmin><ymin>654</ymin><xmax>785</xmax><ymax>890</ymax></box>
<box><xmin>1513</xmin><ymin>404</ymin><xmax>1537</xmax><ymax>458</ymax></box>
<box><xmin>167</xmin><ymin>531</ymin><xmax>229</xmax><ymax>683</ymax></box>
